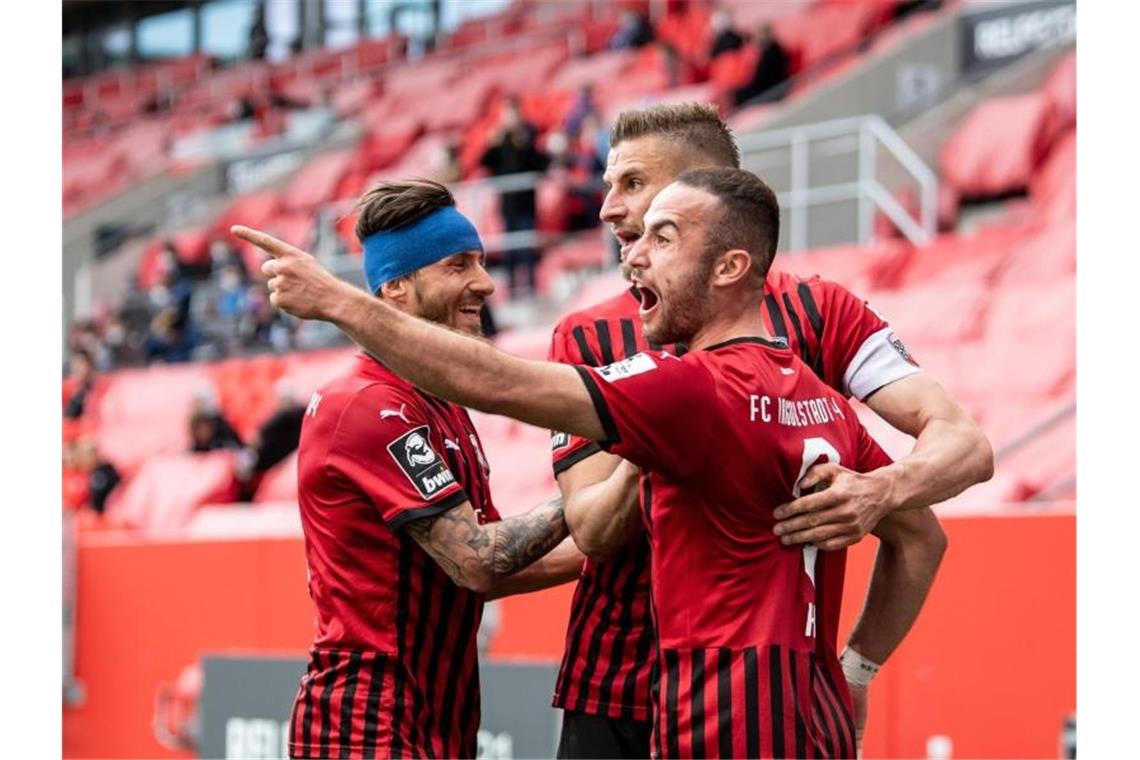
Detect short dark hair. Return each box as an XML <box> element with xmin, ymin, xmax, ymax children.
<box><xmin>354</xmin><ymin>178</ymin><xmax>455</xmax><ymax>242</ymax></box>
<box><xmin>610</xmin><ymin>102</ymin><xmax>740</xmax><ymax>169</ymax></box>
<box><xmin>676</xmin><ymin>167</ymin><xmax>780</xmax><ymax>286</ymax></box>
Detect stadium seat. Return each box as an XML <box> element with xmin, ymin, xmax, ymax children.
<box><xmin>254</xmin><ymin>453</ymin><xmax>299</xmax><ymax>504</ymax></box>
<box><xmin>939</xmin><ymin>92</ymin><xmax>1063</xmax><ymax>199</ymax></box>
<box><xmin>280</xmin><ymin>149</ymin><xmax>355</xmax><ymax>213</ymax></box>
<box><xmin>277</xmin><ymin>349</ymin><xmax>359</xmax><ymax>401</ymax></box>
<box><xmin>1041</xmin><ymin>51</ymin><xmax>1076</xmax><ymax>132</ymax></box>
<box><xmin>94</xmin><ymin>364</ymin><xmax>218</xmax><ymax>474</ymax></box>
<box><xmin>862</xmin><ymin>281</ymin><xmax>989</xmax><ymax>346</ymax></box>
<box><xmin>994</xmin><ymin>216</ymin><xmax>1075</xmax><ymax>287</ymax></box>
<box><xmin>563</xmin><ymin>268</ymin><xmax>631</xmax><ymax>314</ymax></box>
<box><xmin>1030</xmin><ymin>128</ymin><xmax>1075</xmax><ymax>219</ymax></box>
<box><xmin>493</xmin><ymin>325</ymin><xmax>558</xmax><ymax>362</ymax></box>
<box><xmin>772</xmin><ymin>2</ymin><xmax>881</xmax><ymax>73</ymax></box>
<box><xmin>212</xmin><ymin>189</ymin><xmax>282</xmax><ymax>241</ymax></box>
<box><xmin>107</xmin><ymin>450</ymin><xmax>238</xmax><ymax>532</ymax></box>
<box><xmin>550</xmin><ymin>50</ymin><xmax>635</xmax><ymax>92</ymax></box>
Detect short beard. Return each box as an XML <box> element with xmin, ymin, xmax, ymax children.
<box><xmin>413</xmin><ymin>280</ymin><xmax>485</xmax><ymax>338</ymax></box>
<box><xmin>643</xmin><ymin>243</ymin><xmax>718</xmax><ymax>346</ymax></box>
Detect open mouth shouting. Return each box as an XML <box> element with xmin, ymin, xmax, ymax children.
<box><xmin>633</xmin><ymin>280</ymin><xmax>660</xmax><ymax>319</ymax></box>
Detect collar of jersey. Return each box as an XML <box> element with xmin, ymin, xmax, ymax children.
<box><xmin>703</xmin><ymin>336</ymin><xmax>790</xmax><ymax>352</ymax></box>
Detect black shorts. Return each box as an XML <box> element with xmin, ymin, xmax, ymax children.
<box><xmin>556</xmin><ymin>710</ymin><xmax>652</xmax><ymax>759</ymax></box>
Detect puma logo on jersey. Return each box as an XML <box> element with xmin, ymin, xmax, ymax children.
<box><xmin>443</xmin><ymin>438</ymin><xmax>461</xmax><ymax>451</ymax></box>
<box><xmin>780</xmin><ymin>367</ymin><xmax>795</xmax><ymax>375</ymax></box>
<box><xmin>306</xmin><ymin>392</ymin><xmax>322</xmax><ymax>418</ymax></box>
<box><xmin>379</xmin><ymin>404</ymin><xmax>411</xmax><ymax>424</ymax></box>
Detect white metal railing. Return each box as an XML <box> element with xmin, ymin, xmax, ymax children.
<box><xmin>737</xmin><ymin>114</ymin><xmax>938</xmax><ymax>250</ymax></box>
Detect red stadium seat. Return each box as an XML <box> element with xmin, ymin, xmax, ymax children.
<box><xmin>535</xmin><ymin>234</ymin><xmax>610</xmax><ymax>296</ymax></box>
<box><xmin>871</xmin><ymin>225</ymin><xmax>1022</xmax><ymax>292</ymax></box>
<box><xmin>939</xmin><ymin>92</ymin><xmax>1063</xmax><ymax>199</ymax></box>
<box><xmin>107</xmin><ymin>451</ymin><xmax>238</xmax><ymax>532</ymax></box>
<box><xmin>770</xmin><ymin>238</ymin><xmax>910</xmax><ymax>293</ymax></box>
<box><xmin>280</xmin><ymin>149</ymin><xmax>355</xmax><ymax>213</ymax></box>
<box><xmin>1030</xmin><ymin>128</ymin><xmax>1075</xmax><ymax>220</ymax></box>
<box><xmin>212</xmin><ymin>189</ymin><xmax>282</xmax><ymax>240</ymax></box>
<box><xmin>771</xmin><ymin>2</ymin><xmax>881</xmax><ymax>73</ymax></box>
<box><xmin>550</xmin><ymin>50</ymin><xmax>635</xmax><ymax>92</ymax></box>
<box><xmin>94</xmin><ymin>364</ymin><xmax>219</xmax><ymax>474</ymax></box>
<box><xmin>493</xmin><ymin>325</ymin><xmax>558</xmax><ymax>362</ymax></box>
<box><xmin>983</xmin><ymin>279</ymin><xmax>1074</xmax><ymax>343</ymax></box>
<box><xmin>253</xmin><ymin>452</ymin><xmax>299</xmax><ymax>503</ymax></box>
<box><xmin>1041</xmin><ymin>51</ymin><xmax>1076</xmax><ymax>131</ymax></box>
<box><xmin>994</xmin><ymin>216</ymin><xmax>1075</xmax><ymax>287</ymax></box>
<box><xmin>863</xmin><ymin>281</ymin><xmax>989</xmax><ymax>346</ymax></box>
<box><xmin>277</xmin><ymin>349</ymin><xmax>359</xmax><ymax>401</ymax></box>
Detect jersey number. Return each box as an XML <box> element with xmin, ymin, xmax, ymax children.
<box><xmin>793</xmin><ymin>437</ymin><xmax>841</xmax><ymax>638</ymax></box>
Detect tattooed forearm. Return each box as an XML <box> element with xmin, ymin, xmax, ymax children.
<box><xmin>490</xmin><ymin>496</ymin><xmax>568</xmax><ymax>580</ymax></box>
<box><xmin>405</xmin><ymin>508</ymin><xmax>494</xmax><ymax>590</ymax></box>
<box><xmin>404</xmin><ymin>497</ymin><xmax>567</xmax><ymax>592</ymax></box>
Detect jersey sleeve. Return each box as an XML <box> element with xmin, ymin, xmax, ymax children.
<box><xmin>326</xmin><ymin>384</ymin><xmax>468</xmax><ymax>530</ymax></box>
<box><xmin>573</xmin><ymin>352</ymin><xmax>717</xmax><ymax>480</ymax></box>
<box><xmin>548</xmin><ymin>319</ymin><xmax>605</xmax><ymax>475</ymax></box>
<box><xmin>813</xmin><ymin>280</ymin><xmax>922</xmax><ymax>401</ymax></box>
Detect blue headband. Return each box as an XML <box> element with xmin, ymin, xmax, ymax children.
<box><xmin>362</xmin><ymin>206</ymin><xmax>484</xmax><ymax>293</ymax></box>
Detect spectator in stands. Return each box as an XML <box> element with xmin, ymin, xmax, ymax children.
<box><xmin>144</xmin><ymin>242</ymin><xmax>198</xmax><ymax>362</ymax></box>
<box><xmin>215</xmin><ymin>264</ymin><xmax>248</xmax><ymax>321</ymax></box>
<box><xmin>733</xmin><ymin>24</ymin><xmax>792</xmax><ymax>107</ymax></box>
<box><xmin>63</xmin><ymin>349</ymin><xmax>96</xmax><ymax>420</ymax></box>
<box><xmin>235</xmin><ymin>380</ymin><xmax>306</xmax><ymax>500</ymax></box>
<box><xmin>610</xmin><ymin>9</ymin><xmax>655</xmax><ymax>50</ymax></box>
<box><xmin>708</xmin><ymin>8</ymin><xmax>745</xmax><ymax>60</ymax></box>
<box><xmin>563</xmin><ymin>85</ymin><xmax>600</xmax><ymax>139</ymax></box>
<box><xmin>480</xmin><ymin>97</ymin><xmax>550</xmax><ymax>297</ymax></box>
<box><xmin>65</xmin><ymin>437</ymin><xmax>121</xmax><ymax>515</ymax></box>
<box><xmin>429</xmin><ymin>141</ymin><xmax>463</xmax><ymax>184</ymax></box>
<box><xmin>189</xmin><ymin>387</ymin><xmax>243</xmax><ymax>453</ymax></box>
<box><xmin>249</xmin><ymin>3</ymin><xmax>269</xmax><ymax>61</ymax></box>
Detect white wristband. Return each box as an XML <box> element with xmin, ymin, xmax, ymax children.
<box><xmin>840</xmin><ymin>647</ymin><xmax>881</xmax><ymax>687</ymax></box>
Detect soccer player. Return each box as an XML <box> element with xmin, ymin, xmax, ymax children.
<box><xmin>236</xmin><ymin>166</ymin><xmax>954</xmax><ymax>757</ymax></box>
<box><xmin>546</xmin><ymin>104</ymin><xmax>987</xmax><ymax>757</ymax></box>
<box><xmin>280</xmin><ymin>179</ymin><xmax>581</xmax><ymax>759</ymax></box>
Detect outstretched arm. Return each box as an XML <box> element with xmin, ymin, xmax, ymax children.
<box><xmin>405</xmin><ymin>496</ymin><xmax>570</xmax><ymax>594</ymax></box>
<box><xmin>234</xmin><ymin>225</ymin><xmax>606</xmax><ymax>440</ymax></box>
<box><xmin>774</xmin><ymin>373</ymin><xmax>992</xmax><ymax>549</ymax></box>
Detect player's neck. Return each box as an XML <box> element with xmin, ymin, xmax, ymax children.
<box><xmin>688</xmin><ymin>301</ymin><xmax>771</xmax><ymax>351</ymax></box>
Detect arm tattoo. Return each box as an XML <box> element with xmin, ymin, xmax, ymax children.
<box><xmin>490</xmin><ymin>496</ymin><xmax>567</xmax><ymax>580</ymax></box>
<box><xmin>404</xmin><ymin>497</ymin><xmax>566</xmax><ymax>590</ymax></box>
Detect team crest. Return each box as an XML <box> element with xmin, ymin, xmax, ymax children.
<box><xmin>386</xmin><ymin>425</ymin><xmax>456</xmax><ymax>498</ymax></box>
<box><xmin>887</xmin><ymin>332</ymin><xmax>918</xmax><ymax>366</ymax></box>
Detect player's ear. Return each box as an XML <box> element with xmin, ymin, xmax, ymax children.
<box><xmin>379</xmin><ymin>276</ymin><xmax>412</xmax><ymax>305</ymax></box>
<box><xmin>712</xmin><ymin>248</ymin><xmax>753</xmax><ymax>288</ymax></box>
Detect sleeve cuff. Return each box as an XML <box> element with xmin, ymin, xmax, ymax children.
<box><xmin>552</xmin><ymin>441</ymin><xmax>604</xmax><ymax>476</ymax></box>
<box><xmin>573</xmin><ymin>365</ymin><xmax>620</xmax><ymax>446</ymax></box>
<box><xmin>387</xmin><ymin>489</ymin><xmax>469</xmax><ymax>532</ymax></box>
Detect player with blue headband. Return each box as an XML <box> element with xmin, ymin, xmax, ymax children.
<box><xmin>232</xmin><ymin>177</ymin><xmax>583</xmax><ymax>758</ymax></box>
<box><xmin>355</xmin><ymin>177</ymin><xmax>493</xmax><ymax>336</ymax></box>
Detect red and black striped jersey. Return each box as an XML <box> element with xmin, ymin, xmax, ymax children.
<box><xmin>576</xmin><ymin>341</ymin><xmax>893</xmax><ymax>759</ymax></box>
<box><xmin>547</xmin><ymin>274</ymin><xmax>919</xmax><ymax>725</ymax></box>
<box><xmin>289</xmin><ymin>353</ymin><xmax>499</xmax><ymax>759</ymax></box>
